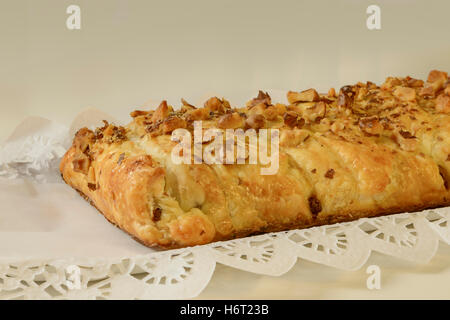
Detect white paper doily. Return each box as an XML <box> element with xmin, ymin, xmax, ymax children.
<box><xmin>0</xmin><ymin>114</ymin><xmax>449</xmax><ymax>300</ymax></box>
<box><xmin>0</xmin><ymin>208</ymin><xmax>449</xmax><ymax>300</ymax></box>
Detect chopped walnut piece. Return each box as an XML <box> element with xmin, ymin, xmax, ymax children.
<box><xmin>247</xmin><ymin>103</ymin><xmax>266</xmax><ymax>116</ymax></box>
<box><xmin>283</xmin><ymin>111</ymin><xmax>299</xmax><ymax>128</ymax></box>
<box><xmin>359</xmin><ymin>116</ymin><xmax>383</xmax><ymax>135</ymax></box>
<box><xmin>287</xmin><ymin>89</ymin><xmax>320</xmax><ymax>104</ymax></box>
<box><xmin>217</xmin><ymin>113</ymin><xmax>244</xmax><ymax>129</ymax></box>
<box><xmin>247</xmin><ymin>90</ymin><xmax>271</xmax><ymax>108</ymax></box>
<box><xmin>151</xmin><ymin>100</ymin><xmax>170</xmax><ymax>123</ymax></box>
<box><xmin>245</xmin><ymin>114</ymin><xmax>265</xmax><ymax>129</ymax></box>
<box><xmin>435</xmin><ymin>94</ymin><xmax>450</xmax><ymax>114</ymax></box>
<box><xmin>393</xmin><ymin>86</ymin><xmax>416</xmax><ymax>102</ymax></box>
<box><xmin>303</xmin><ymin>102</ymin><xmax>327</xmax><ymax>122</ymax></box>
<box><xmin>162</xmin><ymin>117</ymin><xmax>187</xmax><ymax>133</ymax></box>
<box><xmin>204</xmin><ymin>97</ymin><xmax>230</xmax><ymax>113</ymax></box>
<box><xmin>337</xmin><ymin>86</ymin><xmax>355</xmax><ymax>107</ymax></box>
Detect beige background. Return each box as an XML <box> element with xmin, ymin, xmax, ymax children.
<box><xmin>1</xmin><ymin>0</ymin><xmax>450</xmax><ymax>141</ymax></box>
<box><xmin>1</xmin><ymin>0</ymin><xmax>449</xmax><ymax>299</ymax></box>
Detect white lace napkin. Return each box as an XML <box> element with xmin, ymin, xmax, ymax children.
<box><xmin>0</xmin><ymin>107</ymin><xmax>448</xmax><ymax>300</ymax></box>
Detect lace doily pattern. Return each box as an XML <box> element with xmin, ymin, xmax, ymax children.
<box><xmin>1</xmin><ymin>208</ymin><xmax>449</xmax><ymax>300</ymax></box>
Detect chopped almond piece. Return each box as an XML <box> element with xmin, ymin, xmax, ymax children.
<box><xmin>287</xmin><ymin>89</ymin><xmax>320</xmax><ymax>103</ymax></box>
<box><xmin>393</xmin><ymin>86</ymin><xmax>416</xmax><ymax>102</ymax></box>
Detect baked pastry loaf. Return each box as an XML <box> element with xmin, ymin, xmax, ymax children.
<box><xmin>60</xmin><ymin>70</ymin><xmax>450</xmax><ymax>249</ymax></box>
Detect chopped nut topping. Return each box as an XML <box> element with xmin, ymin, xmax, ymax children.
<box><xmin>435</xmin><ymin>94</ymin><xmax>450</xmax><ymax>114</ymax></box>
<box><xmin>247</xmin><ymin>91</ymin><xmax>271</xmax><ymax>108</ymax></box>
<box><xmin>185</xmin><ymin>108</ymin><xmax>210</xmax><ymax>121</ymax></box>
<box><xmin>180</xmin><ymin>98</ymin><xmax>196</xmax><ymax>113</ymax></box>
<box><xmin>162</xmin><ymin>117</ymin><xmax>187</xmax><ymax>134</ymax></box>
<box><xmin>263</xmin><ymin>106</ymin><xmax>278</xmax><ymax>120</ymax></box>
<box><xmin>427</xmin><ymin>70</ymin><xmax>448</xmax><ymax>84</ymax></box>
<box><xmin>393</xmin><ymin>86</ymin><xmax>416</xmax><ymax>102</ymax></box>
<box><xmin>151</xmin><ymin>100</ymin><xmax>170</xmax><ymax>123</ymax></box>
<box><xmin>406</xmin><ymin>77</ymin><xmax>424</xmax><ymax>88</ymax></box>
<box><xmin>287</xmin><ymin>89</ymin><xmax>320</xmax><ymax>103</ymax></box>
<box><xmin>381</xmin><ymin>77</ymin><xmax>402</xmax><ymax>90</ymax></box>
<box><xmin>303</xmin><ymin>102</ymin><xmax>327</xmax><ymax>122</ymax></box>
<box><xmin>245</xmin><ymin>114</ymin><xmax>265</xmax><ymax>129</ymax></box>
<box><xmin>204</xmin><ymin>97</ymin><xmax>230</xmax><ymax>113</ymax></box>
<box><xmin>217</xmin><ymin>112</ymin><xmax>244</xmax><ymax>129</ymax></box>
<box><xmin>283</xmin><ymin>111</ymin><xmax>299</xmax><ymax>128</ymax></box>
<box><xmin>359</xmin><ymin>116</ymin><xmax>383</xmax><ymax>135</ymax></box>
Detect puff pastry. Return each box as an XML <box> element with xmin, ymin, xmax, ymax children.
<box><xmin>60</xmin><ymin>70</ymin><xmax>450</xmax><ymax>249</ymax></box>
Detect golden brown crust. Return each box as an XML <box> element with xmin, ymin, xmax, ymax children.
<box><xmin>60</xmin><ymin>70</ymin><xmax>450</xmax><ymax>249</ymax></box>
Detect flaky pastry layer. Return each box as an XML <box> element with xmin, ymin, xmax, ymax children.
<box><xmin>60</xmin><ymin>70</ymin><xmax>450</xmax><ymax>248</ymax></box>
